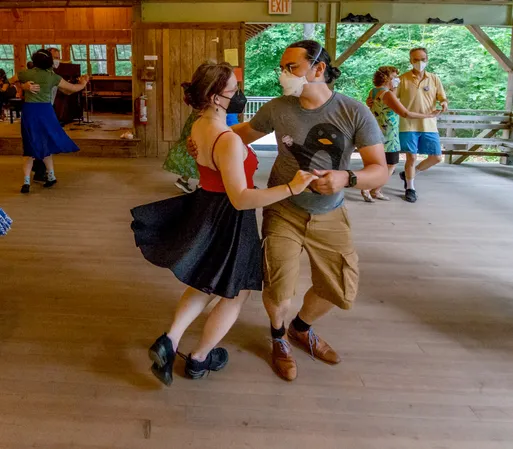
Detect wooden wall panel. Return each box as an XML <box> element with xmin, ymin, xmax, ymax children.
<box><xmin>192</xmin><ymin>30</ymin><xmax>206</xmax><ymax>70</ymax></box>
<box><xmin>0</xmin><ymin>8</ymin><xmax>131</xmax><ymax>31</ymax></box>
<box><xmin>167</xmin><ymin>29</ymin><xmax>182</xmax><ymax>143</ymax></box>
<box><xmin>180</xmin><ymin>29</ymin><xmax>194</xmax><ymax>133</ymax></box>
<box><xmin>0</xmin><ymin>30</ymin><xmax>131</xmax><ymax>45</ymax></box>
<box><xmin>205</xmin><ymin>29</ymin><xmax>219</xmax><ymax>63</ymax></box>
<box><xmin>134</xmin><ymin>22</ymin><xmax>245</xmax><ymax>156</ymax></box>
<box><xmin>143</xmin><ymin>29</ymin><xmax>158</xmax><ymax>158</ymax></box>
<box><xmin>132</xmin><ymin>7</ymin><xmax>145</xmax><ymax>156</ymax></box>
<box><xmin>155</xmin><ymin>29</ymin><xmax>164</xmax><ymax>150</ymax></box>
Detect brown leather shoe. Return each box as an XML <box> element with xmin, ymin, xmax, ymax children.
<box><xmin>272</xmin><ymin>337</ymin><xmax>297</xmax><ymax>381</ymax></box>
<box><xmin>288</xmin><ymin>325</ymin><xmax>341</xmax><ymax>364</ymax></box>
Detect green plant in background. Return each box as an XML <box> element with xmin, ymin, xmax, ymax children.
<box><xmin>245</xmin><ymin>24</ymin><xmax>510</xmax><ymax>111</ymax></box>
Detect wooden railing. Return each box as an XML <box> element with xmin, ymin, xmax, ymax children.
<box><xmin>244</xmin><ymin>98</ymin><xmax>513</xmax><ymax>163</ymax></box>
<box><xmin>244</xmin><ymin>96</ymin><xmax>274</xmax><ymax>122</ymax></box>
<box><xmin>438</xmin><ymin>109</ymin><xmax>513</xmax><ymax>164</ymax></box>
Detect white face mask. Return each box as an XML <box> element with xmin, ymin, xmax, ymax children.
<box><xmin>391</xmin><ymin>77</ymin><xmax>400</xmax><ymax>88</ymax></box>
<box><xmin>279</xmin><ymin>70</ymin><xmax>309</xmax><ymax>97</ymax></box>
<box><xmin>413</xmin><ymin>61</ymin><xmax>427</xmax><ymax>72</ymax></box>
<box><xmin>53</xmin><ymin>59</ymin><xmax>60</xmax><ymax>69</ymax></box>
<box><xmin>279</xmin><ymin>46</ymin><xmax>324</xmax><ymax>97</ymax></box>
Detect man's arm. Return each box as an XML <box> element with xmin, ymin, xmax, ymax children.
<box><xmin>231</xmin><ymin>122</ymin><xmax>266</xmax><ymax>145</ymax></box>
<box><xmin>311</xmin><ymin>144</ymin><xmax>388</xmax><ymax>194</ymax></box>
<box><xmin>8</xmin><ymin>74</ymin><xmax>40</xmax><ymax>93</ymax></box>
<box><xmin>57</xmin><ymin>76</ymin><xmax>88</xmax><ymax>95</ymax></box>
<box><xmin>435</xmin><ymin>76</ymin><xmax>448</xmax><ymax>112</ymax></box>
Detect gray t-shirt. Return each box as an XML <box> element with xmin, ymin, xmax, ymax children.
<box><xmin>250</xmin><ymin>92</ymin><xmax>383</xmax><ymax>214</ymax></box>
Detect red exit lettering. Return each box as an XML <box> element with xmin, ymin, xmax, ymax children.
<box><xmin>269</xmin><ymin>0</ymin><xmax>292</xmax><ymax>15</ymax></box>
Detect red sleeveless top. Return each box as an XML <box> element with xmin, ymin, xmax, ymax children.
<box><xmin>197</xmin><ymin>131</ymin><xmax>259</xmax><ymax>193</ymax></box>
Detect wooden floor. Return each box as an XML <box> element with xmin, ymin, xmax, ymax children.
<box><xmin>0</xmin><ymin>113</ymin><xmax>139</xmax><ymax>158</ymax></box>
<box><xmin>0</xmin><ymin>113</ymin><xmax>134</xmax><ymax>140</ymax></box>
<box><xmin>1</xmin><ymin>156</ymin><xmax>513</xmax><ymax>448</ymax></box>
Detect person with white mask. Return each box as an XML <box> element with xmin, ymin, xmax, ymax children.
<box><xmin>361</xmin><ymin>66</ymin><xmax>440</xmax><ymax>202</ymax></box>
<box><xmin>396</xmin><ymin>47</ymin><xmax>448</xmax><ymax>203</ymax></box>
<box><xmin>190</xmin><ymin>40</ymin><xmax>388</xmax><ymax>381</ymax></box>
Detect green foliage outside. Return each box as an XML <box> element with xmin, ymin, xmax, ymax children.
<box><xmin>245</xmin><ymin>23</ymin><xmax>511</xmax><ymax>111</ymax></box>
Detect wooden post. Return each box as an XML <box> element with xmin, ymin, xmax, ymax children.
<box><xmin>324</xmin><ymin>22</ymin><xmax>337</xmax><ymax>64</ymax></box>
<box><xmin>13</xmin><ymin>43</ymin><xmax>26</xmax><ymax>73</ymax></box>
<box><xmin>132</xmin><ymin>0</ymin><xmax>146</xmax><ymax>156</ymax></box>
<box><xmin>443</xmin><ymin>126</ymin><xmax>455</xmax><ymax>164</ymax></box>
<box><xmin>61</xmin><ymin>44</ymin><xmax>71</xmax><ymax>63</ymax></box>
<box><xmin>107</xmin><ymin>43</ymin><xmax>116</xmax><ymax>76</ymax></box>
<box><xmin>504</xmin><ymin>27</ymin><xmax>513</xmax><ymax>139</ymax></box>
<box><xmin>333</xmin><ymin>24</ymin><xmax>382</xmax><ymax>68</ymax></box>
<box><xmin>466</xmin><ymin>26</ymin><xmax>513</xmax><ymax>72</ymax></box>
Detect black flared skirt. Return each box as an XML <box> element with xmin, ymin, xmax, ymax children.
<box><xmin>130</xmin><ymin>189</ymin><xmax>262</xmax><ymax>299</ymax></box>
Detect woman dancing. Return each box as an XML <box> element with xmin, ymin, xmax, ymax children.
<box><xmin>131</xmin><ymin>61</ymin><xmax>316</xmax><ymax>386</ymax></box>
<box><xmin>9</xmin><ymin>49</ymin><xmax>88</xmax><ymax>194</ymax></box>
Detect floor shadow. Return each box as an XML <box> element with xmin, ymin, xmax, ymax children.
<box><xmin>89</xmin><ymin>337</ymin><xmax>161</xmax><ymax>391</ymax></box>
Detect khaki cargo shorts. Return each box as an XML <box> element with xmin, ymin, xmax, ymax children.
<box><xmin>262</xmin><ymin>200</ymin><xmax>359</xmax><ymax>310</ymax></box>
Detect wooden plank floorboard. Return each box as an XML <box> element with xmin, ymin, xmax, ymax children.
<box><xmin>1</xmin><ymin>156</ymin><xmax>513</xmax><ymax>447</ymax></box>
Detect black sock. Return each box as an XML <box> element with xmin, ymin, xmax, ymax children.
<box><xmin>292</xmin><ymin>314</ymin><xmax>311</xmax><ymax>333</ymax></box>
<box><xmin>271</xmin><ymin>323</ymin><xmax>285</xmax><ymax>339</ymax></box>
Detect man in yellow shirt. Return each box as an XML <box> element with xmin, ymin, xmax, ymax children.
<box><xmin>396</xmin><ymin>47</ymin><xmax>448</xmax><ymax>203</ymax></box>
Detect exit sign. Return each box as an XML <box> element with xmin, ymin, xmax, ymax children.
<box><xmin>269</xmin><ymin>0</ymin><xmax>292</xmax><ymax>15</ymax></box>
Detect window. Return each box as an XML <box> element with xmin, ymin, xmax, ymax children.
<box><xmin>115</xmin><ymin>44</ymin><xmax>132</xmax><ymax>76</ymax></box>
<box><xmin>26</xmin><ymin>44</ymin><xmax>42</xmax><ymax>62</ymax></box>
<box><xmin>71</xmin><ymin>44</ymin><xmax>88</xmax><ymax>75</ymax></box>
<box><xmin>44</xmin><ymin>44</ymin><xmax>62</xmax><ymax>54</ymax></box>
<box><xmin>0</xmin><ymin>44</ymin><xmax>15</xmax><ymax>77</ymax></box>
<box><xmin>89</xmin><ymin>44</ymin><xmax>107</xmax><ymax>75</ymax></box>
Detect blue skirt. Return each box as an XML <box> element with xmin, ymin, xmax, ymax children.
<box><xmin>21</xmin><ymin>103</ymin><xmax>80</xmax><ymax>159</ymax></box>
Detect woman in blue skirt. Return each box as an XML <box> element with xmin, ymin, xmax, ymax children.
<box><xmin>9</xmin><ymin>49</ymin><xmax>88</xmax><ymax>194</ymax></box>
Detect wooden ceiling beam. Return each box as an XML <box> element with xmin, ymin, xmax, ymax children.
<box><xmin>0</xmin><ymin>0</ymin><xmax>134</xmax><ymax>7</ymax></box>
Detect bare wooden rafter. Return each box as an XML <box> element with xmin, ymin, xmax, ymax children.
<box><xmin>466</xmin><ymin>25</ymin><xmax>513</xmax><ymax>72</ymax></box>
<box><xmin>333</xmin><ymin>23</ymin><xmax>383</xmax><ymax>68</ymax></box>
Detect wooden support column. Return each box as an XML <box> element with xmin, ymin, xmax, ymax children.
<box><xmin>443</xmin><ymin>126</ymin><xmax>455</xmax><ymax>164</ymax></box>
<box><xmin>61</xmin><ymin>44</ymin><xmax>71</xmax><ymax>63</ymax></box>
<box><xmin>324</xmin><ymin>2</ymin><xmax>338</xmax><ymax>63</ymax></box>
<box><xmin>132</xmin><ymin>1</ymin><xmax>146</xmax><ymax>156</ymax></box>
<box><xmin>504</xmin><ymin>27</ymin><xmax>513</xmax><ymax>139</ymax></box>
<box><xmin>333</xmin><ymin>23</ymin><xmax>382</xmax><ymax>68</ymax></box>
<box><xmin>107</xmin><ymin>43</ymin><xmax>116</xmax><ymax>76</ymax></box>
<box><xmin>14</xmin><ymin>43</ymin><xmax>26</xmax><ymax>73</ymax></box>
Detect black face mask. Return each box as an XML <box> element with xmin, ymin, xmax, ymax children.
<box><xmin>219</xmin><ymin>90</ymin><xmax>247</xmax><ymax>114</ymax></box>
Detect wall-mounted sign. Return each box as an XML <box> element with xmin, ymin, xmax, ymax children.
<box><xmin>224</xmin><ymin>48</ymin><xmax>239</xmax><ymax>67</ymax></box>
<box><xmin>269</xmin><ymin>0</ymin><xmax>291</xmax><ymax>15</ymax></box>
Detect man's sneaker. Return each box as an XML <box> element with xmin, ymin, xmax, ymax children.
<box><xmin>148</xmin><ymin>333</ymin><xmax>175</xmax><ymax>368</ymax></box>
<box><xmin>151</xmin><ymin>362</ymin><xmax>173</xmax><ymax>386</ymax></box>
<box><xmin>288</xmin><ymin>325</ymin><xmax>341</xmax><ymax>364</ymax></box>
<box><xmin>175</xmin><ymin>177</ymin><xmax>194</xmax><ymax>194</ymax></box>
<box><xmin>405</xmin><ymin>188</ymin><xmax>417</xmax><ymax>203</ymax></box>
<box><xmin>399</xmin><ymin>171</ymin><xmax>407</xmax><ymax>189</ymax></box>
<box><xmin>185</xmin><ymin>348</ymin><xmax>229</xmax><ymax>379</ymax></box>
<box><xmin>20</xmin><ymin>184</ymin><xmax>30</xmax><ymax>194</ymax></box>
<box><xmin>272</xmin><ymin>337</ymin><xmax>297</xmax><ymax>381</ymax></box>
<box><xmin>43</xmin><ymin>179</ymin><xmax>57</xmax><ymax>188</ymax></box>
